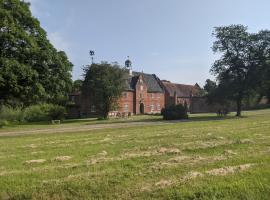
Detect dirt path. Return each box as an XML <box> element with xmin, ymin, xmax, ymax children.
<box><xmin>0</xmin><ymin>121</ymin><xmax>177</xmax><ymax>137</ymax></box>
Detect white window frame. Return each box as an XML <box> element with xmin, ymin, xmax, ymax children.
<box><xmin>91</xmin><ymin>105</ymin><xmax>96</xmax><ymax>113</ymax></box>
<box><xmin>150</xmin><ymin>104</ymin><xmax>155</xmax><ymax>112</ymax></box>
<box><xmin>124</xmin><ymin>103</ymin><xmax>129</xmax><ymax>112</ymax></box>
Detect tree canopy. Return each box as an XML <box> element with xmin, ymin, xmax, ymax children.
<box><xmin>72</xmin><ymin>79</ymin><xmax>83</xmax><ymax>92</ymax></box>
<box><xmin>203</xmin><ymin>79</ymin><xmax>217</xmax><ymax>94</ymax></box>
<box><xmin>210</xmin><ymin>25</ymin><xmax>270</xmax><ymax>116</ymax></box>
<box><xmin>82</xmin><ymin>62</ymin><xmax>125</xmax><ymax>119</ymax></box>
<box><xmin>0</xmin><ymin>0</ymin><xmax>73</xmax><ymax>106</ymax></box>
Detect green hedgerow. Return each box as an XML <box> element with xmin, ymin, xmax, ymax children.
<box><xmin>0</xmin><ymin>106</ymin><xmax>24</xmax><ymax>122</ymax></box>
<box><xmin>161</xmin><ymin>104</ymin><xmax>188</xmax><ymax>120</ymax></box>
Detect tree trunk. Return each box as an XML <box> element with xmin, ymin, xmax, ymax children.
<box><xmin>236</xmin><ymin>98</ymin><xmax>242</xmax><ymax>117</ymax></box>
<box><xmin>103</xmin><ymin>102</ymin><xmax>110</xmax><ymax>119</ymax></box>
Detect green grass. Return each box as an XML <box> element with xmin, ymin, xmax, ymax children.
<box><xmin>0</xmin><ymin>114</ymin><xmax>162</xmax><ymax>133</ymax></box>
<box><xmin>0</xmin><ymin>110</ymin><xmax>270</xmax><ymax>199</ymax></box>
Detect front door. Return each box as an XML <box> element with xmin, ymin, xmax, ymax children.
<box><xmin>140</xmin><ymin>103</ymin><xmax>144</xmax><ymax>114</ymax></box>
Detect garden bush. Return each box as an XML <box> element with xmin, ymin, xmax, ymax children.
<box><xmin>0</xmin><ymin>106</ymin><xmax>24</xmax><ymax>122</ymax></box>
<box><xmin>24</xmin><ymin>104</ymin><xmax>66</xmax><ymax>122</ymax></box>
<box><xmin>48</xmin><ymin>105</ymin><xmax>66</xmax><ymax>120</ymax></box>
<box><xmin>0</xmin><ymin>104</ymin><xmax>66</xmax><ymax>123</ymax></box>
<box><xmin>161</xmin><ymin>104</ymin><xmax>188</xmax><ymax>120</ymax></box>
<box><xmin>0</xmin><ymin>120</ymin><xmax>9</xmax><ymax>128</ymax></box>
<box><xmin>23</xmin><ymin>104</ymin><xmax>52</xmax><ymax>122</ymax></box>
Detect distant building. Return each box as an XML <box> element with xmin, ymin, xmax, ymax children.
<box><xmin>160</xmin><ymin>80</ymin><xmax>200</xmax><ymax>111</ymax></box>
<box><xmin>68</xmin><ymin>58</ymin><xmax>166</xmax><ymax>118</ymax></box>
<box><xmin>67</xmin><ymin>58</ymin><xmax>208</xmax><ymax>118</ymax></box>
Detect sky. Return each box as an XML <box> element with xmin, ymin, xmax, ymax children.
<box><xmin>26</xmin><ymin>0</ymin><xmax>270</xmax><ymax>86</ymax></box>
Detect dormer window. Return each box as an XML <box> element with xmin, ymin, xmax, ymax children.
<box><xmin>123</xmin><ymin>92</ymin><xmax>128</xmax><ymax>98</ymax></box>
<box><xmin>140</xmin><ymin>85</ymin><xmax>143</xmax><ymax>91</ymax></box>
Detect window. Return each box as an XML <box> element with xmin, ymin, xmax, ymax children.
<box><xmin>140</xmin><ymin>85</ymin><xmax>143</xmax><ymax>91</ymax></box>
<box><xmin>91</xmin><ymin>105</ymin><xmax>96</xmax><ymax>113</ymax></box>
<box><xmin>124</xmin><ymin>104</ymin><xmax>129</xmax><ymax>112</ymax></box>
<box><xmin>157</xmin><ymin>94</ymin><xmax>160</xmax><ymax>99</ymax></box>
<box><xmin>157</xmin><ymin>104</ymin><xmax>161</xmax><ymax>111</ymax></box>
<box><xmin>139</xmin><ymin>79</ymin><xmax>143</xmax><ymax>84</ymax></box>
<box><xmin>123</xmin><ymin>92</ymin><xmax>128</xmax><ymax>98</ymax></box>
<box><xmin>151</xmin><ymin>93</ymin><xmax>154</xmax><ymax>99</ymax></box>
<box><xmin>70</xmin><ymin>96</ymin><xmax>75</xmax><ymax>102</ymax></box>
<box><xmin>150</xmin><ymin>104</ymin><xmax>154</xmax><ymax>112</ymax></box>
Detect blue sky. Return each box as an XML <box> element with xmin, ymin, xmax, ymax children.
<box><xmin>27</xmin><ymin>0</ymin><xmax>270</xmax><ymax>86</ymax></box>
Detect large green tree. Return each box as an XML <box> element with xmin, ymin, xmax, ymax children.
<box><xmin>211</xmin><ymin>25</ymin><xmax>258</xmax><ymax>116</ymax></box>
<box><xmin>203</xmin><ymin>79</ymin><xmax>217</xmax><ymax>94</ymax></box>
<box><xmin>0</xmin><ymin>0</ymin><xmax>73</xmax><ymax>106</ymax></box>
<box><xmin>82</xmin><ymin>62</ymin><xmax>125</xmax><ymax>119</ymax></box>
<box><xmin>249</xmin><ymin>30</ymin><xmax>270</xmax><ymax>103</ymax></box>
<box><xmin>72</xmin><ymin>79</ymin><xmax>83</xmax><ymax>92</ymax></box>
<box><xmin>211</xmin><ymin>25</ymin><xmax>270</xmax><ymax>116</ymax></box>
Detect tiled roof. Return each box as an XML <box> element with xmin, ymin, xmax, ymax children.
<box><xmin>162</xmin><ymin>81</ymin><xmax>199</xmax><ymax>97</ymax></box>
<box><xmin>123</xmin><ymin>71</ymin><xmax>164</xmax><ymax>93</ymax></box>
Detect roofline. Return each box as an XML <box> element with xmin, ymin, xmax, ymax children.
<box><xmin>161</xmin><ymin>81</ymin><xmax>197</xmax><ymax>87</ymax></box>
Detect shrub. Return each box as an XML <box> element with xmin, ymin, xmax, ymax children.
<box><xmin>216</xmin><ymin>108</ymin><xmax>229</xmax><ymax>117</ymax></box>
<box><xmin>0</xmin><ymin>106</ymin><xmax>24</xmax><ymax>122</ymax></box>
<box><xmin>24</xmin><ymin>104</ymin><xmax>66</xmax><ymax>122</ymax></box>
<box><xmin>0</xmin><ymin>120</ymin><xmax>9</xmax><ymax>128</ymax></box>
<box><xmin>48</xmin><ymin>105</ymin><xmax>66</xmax><ymax>120</ymax></box>
<box><xmin>161</xmin><ymin>104</ymin><xmax>188</xmax><ymax>120</ymax></box>
<box><xmin>24</xmin><ymin>104</ymin><xmax>52</xmax><ymax>122</ymax></box>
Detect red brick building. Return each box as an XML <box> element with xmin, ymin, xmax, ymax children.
<box><xmin>160</xmin><ymin>80</ymin><xmax>200</xmax><ymax>110</ymax></box>
<box><xmin>67</xmin><ymin>59</ymin><xmax>165</xmax><ymax>118</ymax></box>
<box><xmin>111</xmin><ymin>71</ymin><xmax>165</xmax><ymax>116</ymax></box>
<box><xmin>67</xmin><ymin>59</ymin><xmax>201</xmax><ymax>118</ymax></box>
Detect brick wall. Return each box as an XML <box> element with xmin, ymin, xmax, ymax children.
<box><xmin>164</xmin><ymin>91</ymin><xmax>175</xmax><ymax>107</ymax></box>
<box><xmin>116</xmin><ymin>91</ymin><xmax>134</xmax><ymax>113</ymax></box>
<box><xmin>190</xmin><ymin>97</ymin><xmax>228</xmax><ymax>113</ymax></box>
<box><xmin>131</xmin><ymin>75</ymin><xmax>164</xmax><ymax>114</ymax></box>
<box><xmin>135</xmin><ymin>75</ymin><xmax>148</xmax><ymax>114</ymax></box>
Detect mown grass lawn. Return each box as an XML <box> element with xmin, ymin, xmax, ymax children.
<box><xmin>0</xmin><ymin>109</ymin><xmax>270</xmax><ymax>200</ymax></box>
<box><xmin>0</xmin><ymin>114</ymin><xmax>162</xmax><ymax>133</ymax></box>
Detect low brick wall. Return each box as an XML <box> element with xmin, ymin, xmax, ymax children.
<box><xmin>190</xmin><ymin>97</ymin><xmax>227</xmax><ymax>114</ymax></box>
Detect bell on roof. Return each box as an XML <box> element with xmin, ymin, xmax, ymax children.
<box><xmin>125</xmin><ymin>56</ymin><xmax>132</xmax><ymax>69</ymax></box>
<box><xmin>125</xmin><ymin>56</ymin><xmax>132</xmax><ymax>75</ymax></box>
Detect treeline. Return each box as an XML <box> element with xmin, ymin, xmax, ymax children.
<box><xmin>0</xmin><ymin>0</ymin><xmax>73</xmax><ymax>125</ymax></box>
<box><xmin>0</xmin><ymin>0</ymin><xmax>73</xmax><ymax>107</ymax></box>
<box><xmin>202</xmin><ymin>25</ymin><xmax>270</xmax><ymax>116</ymax></box>
<box><xmin>0</xmin><ymin>104</ymin><xmax>66</xmax><ymax>127</ymax></box>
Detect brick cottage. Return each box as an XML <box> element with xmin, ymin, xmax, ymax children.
<box><xmin>67</xmin><ymin>58</ymin><xmax>200</xmax><ymax>118</ymax></box>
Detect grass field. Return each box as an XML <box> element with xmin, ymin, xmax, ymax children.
<box><xmin>0</xmin><ymin>114</ymin><xmax>162</xmax><ymax>133</ymax></box>
<box><xmin>0</xmin><ymin>110</ymin><xmax>270</xmax><ymax>199</ymax></box>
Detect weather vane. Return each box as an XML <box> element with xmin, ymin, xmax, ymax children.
<box><xmin>89</xmin><ymin>50</ymin><xmax>95</xmax><ymax>64</ymax></box>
